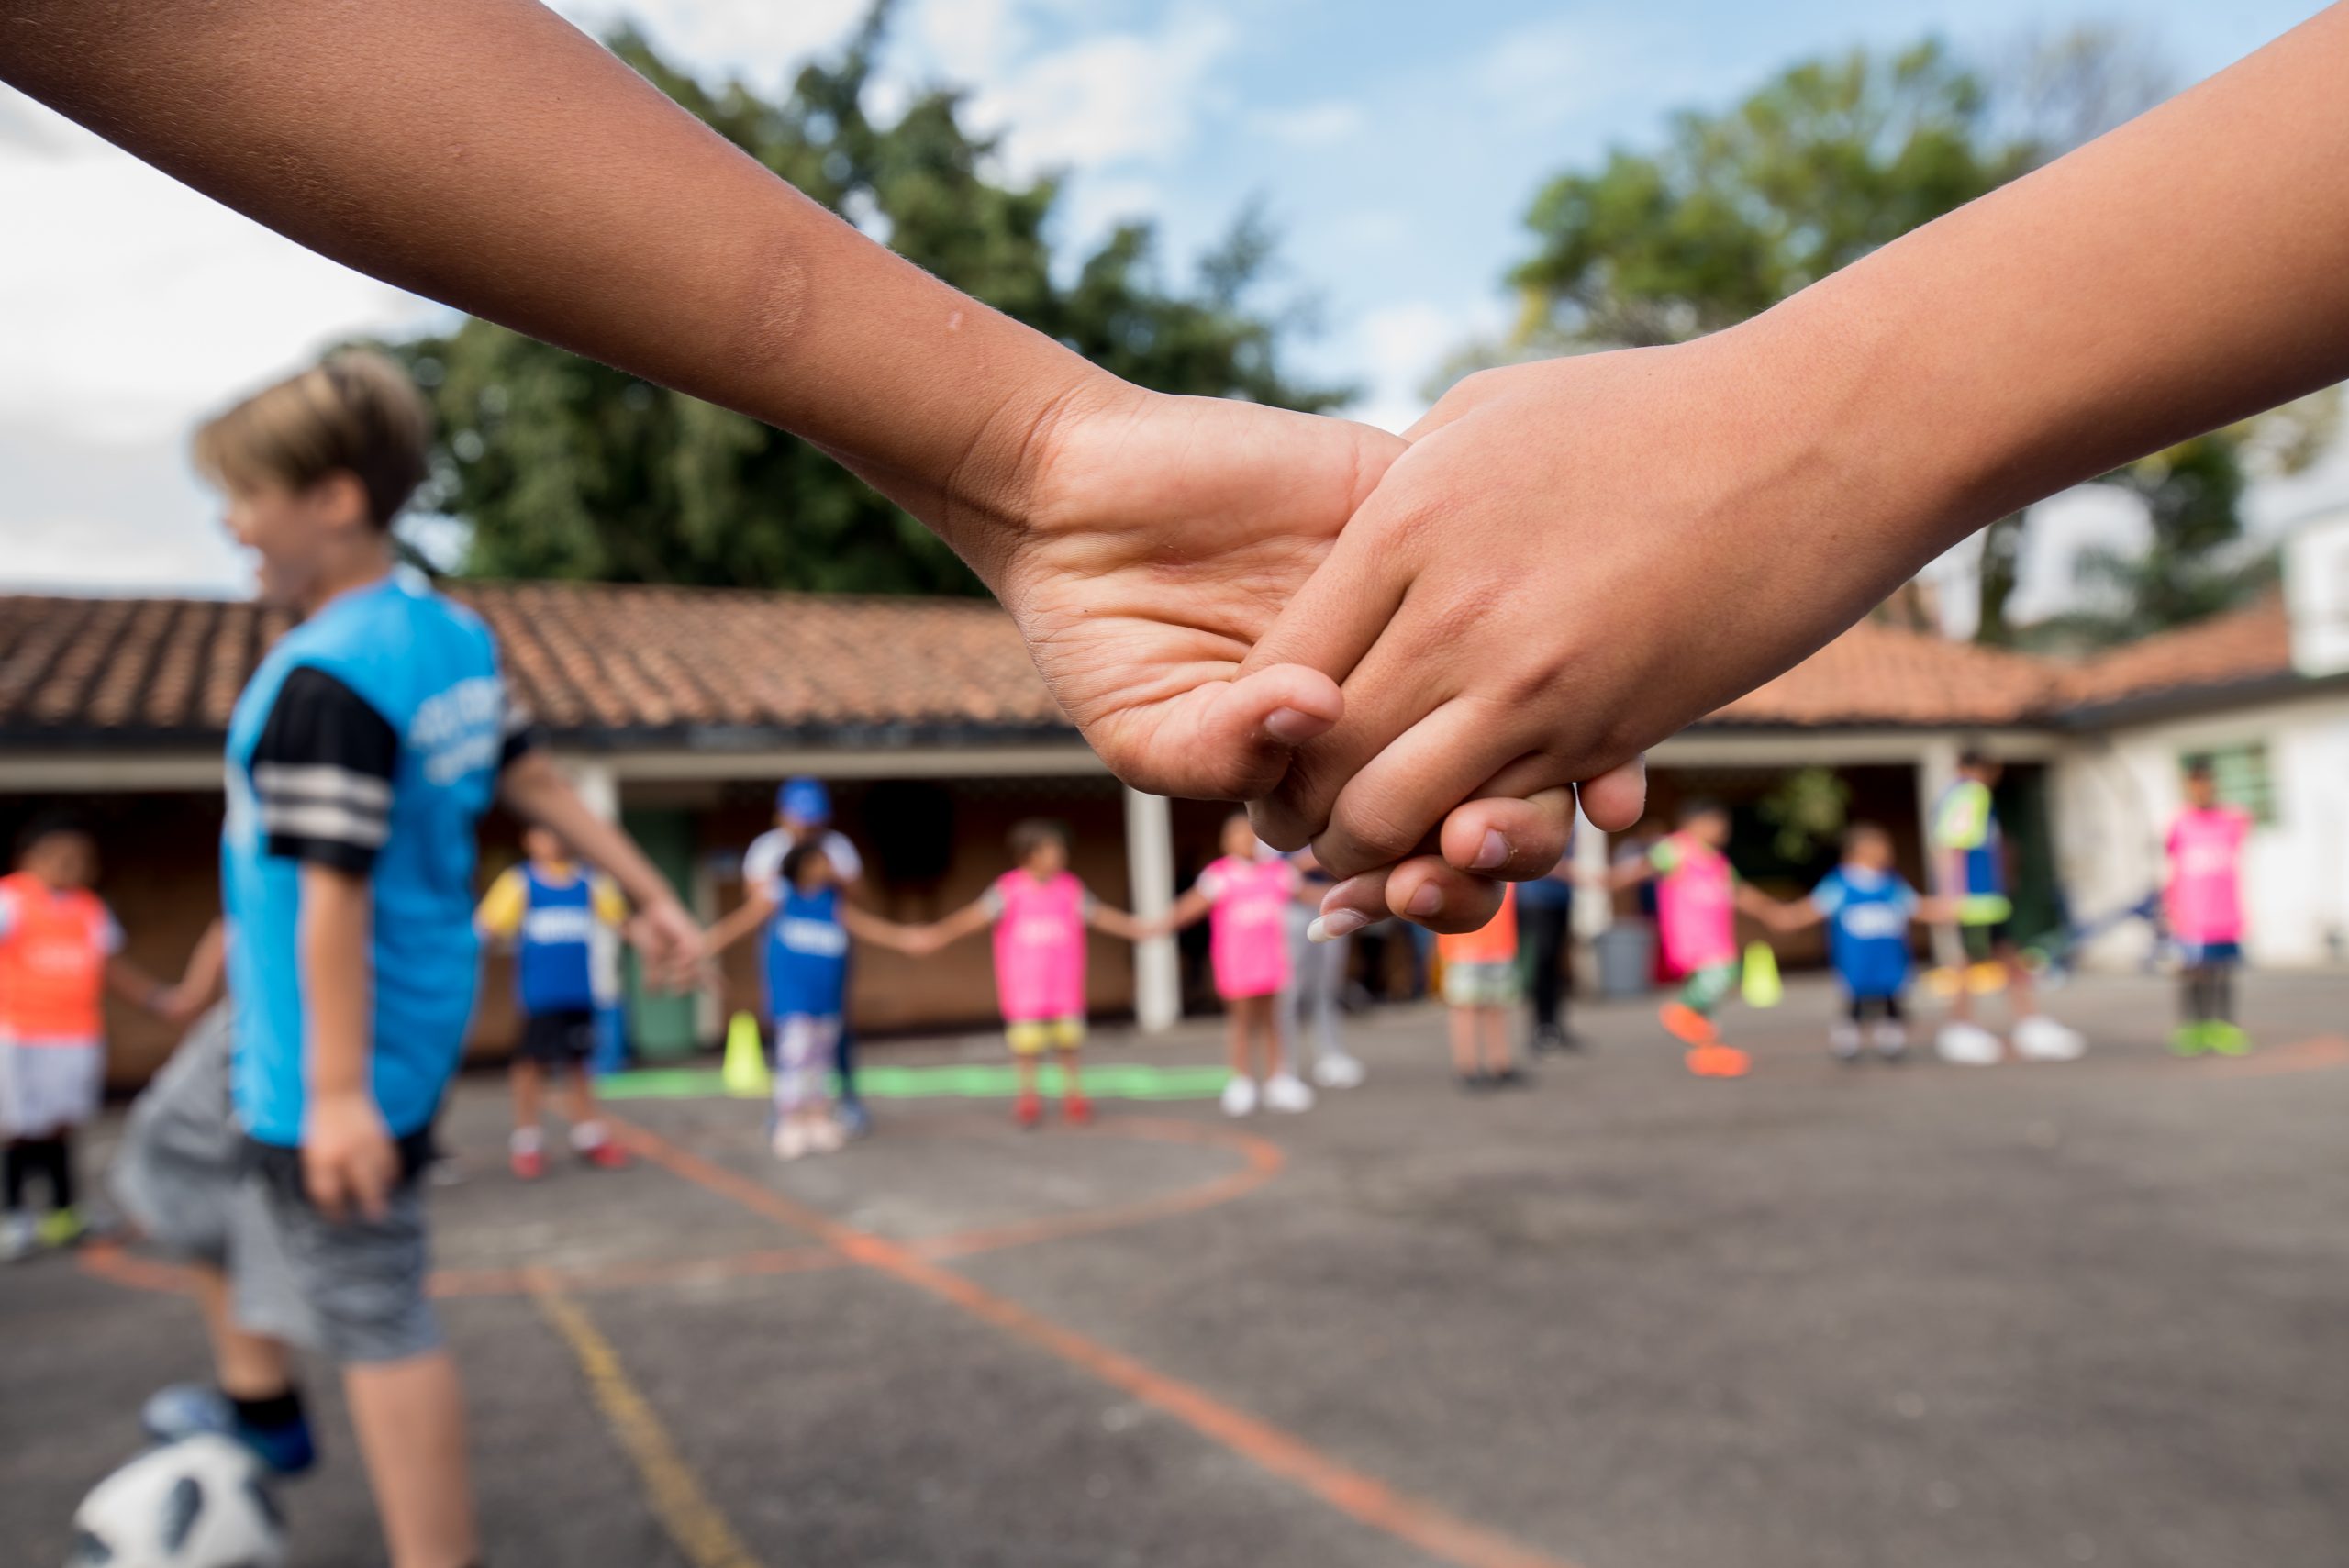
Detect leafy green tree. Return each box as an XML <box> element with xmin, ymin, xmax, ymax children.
<box><xmin>395</xmin><ymin>11</ymin><xmax>1345</xmax><ymax>595</ymax></box>
<box><xmin>1472</xmin><ymin>28</ymin><xmax>2335</xmax><ymax>647</ymax></box>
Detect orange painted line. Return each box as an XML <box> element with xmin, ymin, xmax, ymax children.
<box><xmin>614</xmin><ymin>1116</ymin><xmax>1586</xmax><ymax>1568</ymax></box>
<box><xmin>917</xmin><ymin>1118</ymin><xmax>1284</xmax><ymax>1260</ymax></box>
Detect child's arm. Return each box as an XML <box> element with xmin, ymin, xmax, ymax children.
<box><xmin>103</xmin><ymin>951</ymin><xmax>178</xmax><ymax>1020</ymax></box>
<box><xmin>839</xmin><ymin>903</ymin><xmax>929</xmax><ymax>956</ymax></box>
<box><xmin>702</xmin><ymin>892</ymin><xmax>774</xmax><ymax>960</ymax></box>
<box><xmin>1913</xmin><ymin>894</ymin><xmax>1967</xmax><ymax>926</ymax></box>
<box><xmin>297</xmin><ymin>862</ymin><xmax>399</xmax><ymax>1223</ymax></box>
<box><xmin>1574</xmin><ymin>857</ymin><xmax>1653</xmax><ymax>893</ymax></box>
<box><xmin>1763</xmin><ymin>893</ymin><xmax>1827</xmax><ymax>935</ymax></box>
<box><xmin>1147</xmin><ymin>886</ymin><xmax>1216</xmax><ymax>939</ymax></box>
<box><xmin>909</xmin><ymin>899</ymin><xmax>997</xmax><ymax>957</ymax></box>
<box><xmin>159</xmin><ymin>917</ymin><xmax>228</xmax><ymax>1027</ymax></box>
<box><xmin>498</xmin><ymin>751</ymin><xmax>700</xmax><ymax>991</ymax></box>
<box><xmin>1085</xmin><ymin>903</ymin><xmax>1152</xmax><ymax>943</ymax></box>
<box><xmin>1732</xmin><ymin>884</ymin><xmax>1788</xmax><ymax>926</ymax></box>
<box><xmin>0</xmin><ymin>0</ymin><xmax>1401</xmax><ymax>808</ymax></box>
<box><xmin>473</xmin><ymin>864</ymin><xmax>528</xmax><ymax>945</ymax></box>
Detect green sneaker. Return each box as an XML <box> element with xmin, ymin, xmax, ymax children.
<box><xmin>2205</xmin><ymin>1022</ymin><xmax>2252</xmax><ymax>1057</ymax></box>
<box><xmin>2169</xmin><ymin>1022</ymin><xmax>2212</xmax><ymax>1056</ymax></box>
<box><xmin>34</xmin><ymin>1207</ymin><xmax>86</xmax><ymax>1249</ymax></box>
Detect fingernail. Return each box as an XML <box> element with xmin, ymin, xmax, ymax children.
<box><xmin>1308</xmin><ymin>910</ymin><xmax>1367</xmax><ymax>943</ymax></box>
<box><xmin>1472</xmin><ymin>829</ymin><xmax>1508</xmax><ymax>870</ymax></box>
<box><xmin>1406</xmin><ymin>884</ymin><xmax>1443</xmax><ymax>917</ymax></box>
<box><xmin>1264</xmin><ymin>706</ymin><xmax>1322</xmax><ymax>743</ymax></box>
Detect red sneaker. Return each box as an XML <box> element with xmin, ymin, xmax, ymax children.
<box><xmin>1013</xmin><ymin>1090</ymin><xmax>1044</xmax><ymax>1129</ymax></box>
<box><xmin>1062</xmin><ymin>1092</ymin><xmax>1095</xmax><ymax>1127</ymax></box>
<box><xmin>509</xmin><ymin>1146</ymin><xmax>546</xmax><ymax>1181</ymax></box>
<box><xmin>579</xmin><ymin>1138</ymin><xmax>629</xmax><ymax>1171</ymax></box>
<box><xmin>1710</xmin><ymin>1046</ymin><xmax>1753</xmax><ymax>1079</ymax></box>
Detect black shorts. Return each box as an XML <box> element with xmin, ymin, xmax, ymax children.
<box><xmin>1847</xmin><ymin>994</ymin><xmax>1906</xmax><ymax>1023</ymax></box>
<box><xmin>1961</xmin><ymin>920</ymin><xmax>2016</xmax><ymax>962</ymax></box>
<box><xmin>518</xmin><ymin>1008</ymin><xmax>597</xmax><ymax>1067</ymax></box>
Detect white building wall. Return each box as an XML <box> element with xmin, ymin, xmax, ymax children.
<box><xmin>2054</xmin><ymin>693</ymin><xmax>2349</xmax><ymax>971</ymax></box>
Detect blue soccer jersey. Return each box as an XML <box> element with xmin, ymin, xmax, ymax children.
<box><xmin>223</xmin><ymin>574</ymin><xmax>529</xmax><ymax>1146</ymax></box>
<box><xmin>1809</xmin><ymin>866</ymin><xmax>1920</xmax><ymax>1000</ymax></box>
<box><xmin>515</xmin><ymin>865</ymin><xmax>599</xmax><ymax>1016</ymax></box>
<box><xmin>764</xmin><ymin>884</ymin><xmax>850</xmax><ymax>1020</ymax></box>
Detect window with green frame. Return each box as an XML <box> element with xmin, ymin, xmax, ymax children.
<box><xmin>2181</xmin><ymin>742</ymin><xmax>2278</xmax><ymax>825</ymax></box>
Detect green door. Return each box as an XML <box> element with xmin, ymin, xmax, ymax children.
<box><xmin>619</xmin><ymin>806</ymin><xmax>700</xmax><ymax>1061</ymax></box>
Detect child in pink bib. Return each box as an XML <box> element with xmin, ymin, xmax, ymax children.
<box><xmin>1586</xmin><ymin>800</ymin><xmax>1782</xmax><ymax>1077</ymax></box>
<box><xmin>918</xmin><ymin>820</ymin><xmax>1145</xmax><ymax>1128</ymax></box>
<box><xmin>2164</xmin><ymin>762</ymin><xmax>2254</xmax><ymax>1054</ymax></box>
<box><xmin>1160</xmin><ymin>815</ymin><xmax>1311</xmax><ymax>1117</ymax></box>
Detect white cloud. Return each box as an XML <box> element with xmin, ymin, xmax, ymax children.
<box><xmin>0</xmin><ymin>95</ymin><xmax>436</xmax><ymax>448</ymax></box>
<box><xmin>549</xmin><ymin>0</ymin><xmax>869</xmax><ymax>86</ymax></box>
<box><xmin>1252</xmin><ymin>101</ymin><xmax>1366</xmax><ymax>148</ymax></box>
<box><xmin>1340</xmin><ymin>298</ymin><xmax>1500</xmax><ymax>435</ymax></box>
<box><xmin>953</xmin><ymin>8</ymin><xmax>1237</xmax><ymax>179</ymax></box>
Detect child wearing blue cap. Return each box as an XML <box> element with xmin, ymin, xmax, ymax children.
<box><xmin>720</xmin><ymin>779</ymin><xmax>874</xmax><ymax>1132</ymax></box>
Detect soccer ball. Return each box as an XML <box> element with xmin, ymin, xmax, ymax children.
<box><xmin>66</xmin><ymin>1436</ymin><xmax>285</xmax><ymax>1568</ymax></box>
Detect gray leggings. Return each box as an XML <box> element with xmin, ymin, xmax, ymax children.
<box><xmin>1282</xmin><ymin>904</ymin><xmax>1351</xmax><ymax>1073</ymax></box>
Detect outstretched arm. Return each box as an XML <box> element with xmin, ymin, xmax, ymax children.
<box><xmin>1085</xmin><ymin>904</ymin><xmax>1151</xmax><ymax>943</ymax></box>
<box><xmin>0</xmin><ymin>0</ymin><xmax>1401</xmax><ymax>804</ymax></box>
<box><xmin>1150</xmin><ymin>886</ymin><xmax>1216</xmax><ymax>939</ymax></box>
<box><xmin>1272</xmin><ymin>6</ymin><xmax>2349</xmax><ymax>927</ymax></box>
<box><xmin>840</xmin><ymin>904</ymin><xmax>928</xmax><ymax>956</ymax></box>
<box><xmin>499</xmin><ymin>751</ymin><xmax>700</xmax><ymax>990</ymax></box>
<box><xmin>909</xmin><ymin>899</ymin><xmax>997</xmax><ymax>957</ymax></box>
<box><xmin>703</xmin><ymin>894</ymin><xmax>774</xmax><ymax>961</ymax></box>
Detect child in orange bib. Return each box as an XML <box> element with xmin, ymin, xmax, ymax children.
<box><xmin>1</xmin><ymin>816</ymin><xmax>179</xmax><ymax>1258</ymax></box>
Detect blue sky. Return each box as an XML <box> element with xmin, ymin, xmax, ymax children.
<box><xmin>0</xmin><ymin>0</ymin><xmax>2333</xmax><ymax>595</ymax></box>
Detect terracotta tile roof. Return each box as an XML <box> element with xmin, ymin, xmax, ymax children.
<box><xmin>2060</xmin><ymin>593</ymin><xmax>2295</xmax><ymax>713</ymax></box>
<box><xmin>1710</xmin><ymin>617</ymin><xmax>2059</xmax><ymax>728</ymax></box>
<box><xmin>0</xmin><ymin>581</ymin><xmax>2311</xmax><ymax>750</ymax></box>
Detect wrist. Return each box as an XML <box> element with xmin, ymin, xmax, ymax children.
<box><xmin>948</xmin><ymin>364</ymin><xmax>1144</xmax><ymax>586</ymax></box>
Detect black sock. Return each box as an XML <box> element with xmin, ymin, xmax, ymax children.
<box><xmin>2</xmin><ymin>1143</ymin><xmax>26</xmax><ymax>1211</ymax></box>
<box><xmin>2179</xmin><ymin>975</ymin><xmax>2201</xmax><ymax>1025</ymax></box>
<box><xmin>45</xmin><ymin>1133</ymin><xmax>75</xmax><ymax>1210</ymax></box>
<box><xmin>230</xmin><ymin>1387</ymin><xmax>306</xmax><ymax>1430</ymax></box>
<box><xmin>2213</xmin><ymin>968</ymin><xmax>2236</xmax><ymax>1025</ymax></box>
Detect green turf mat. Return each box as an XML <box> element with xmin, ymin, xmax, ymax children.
<box><xmin>598</xmin><ymin>1061</ymin><xmax>1231</xmax><ymax>1102</ymax></box>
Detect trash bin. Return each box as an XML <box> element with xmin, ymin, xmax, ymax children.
<box><xmin>1596</xmin><ymin>920</ymin><xmax>1656</xmax><ymax>999</ymax></box>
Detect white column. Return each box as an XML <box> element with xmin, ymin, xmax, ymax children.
<box><xmin>568</xmin><ymin>761</ymin><xmax>619</xmax><ymax>823</ymax></box>
<box><xmin>1123</xmin><ymin>786</ymin><xmax>1181</xmax><ymax>1032</ymax></box>
<box><xmin>1915</xmin><ymin>737</ymin><xmax>1964</xmax><ymax>970</ymax></box>
<box><xmin>1571</xmin><ymin>804</ymin><xmax>1611</xmax><ymax>940</ymax></box>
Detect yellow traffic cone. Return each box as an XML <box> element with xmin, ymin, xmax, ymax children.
<box><xmin>721</xmin><ymin>1011</ymin><xmax>771</xmax><ymax>1098</ymax></box>
<box><xmin>1741</xmin><ymin>941</ymin><xmax>1783</xmax><ymax>1009</ymax></box>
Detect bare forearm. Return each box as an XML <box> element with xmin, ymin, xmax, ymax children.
<box><xmin>1749</xmin><ymin>5</ymin><xmax>2349</xmax><ymax>569</ymax></box>
<box><xmin>299</xmin><ymin>867</ymin><xmax>373</xmax><ymax>1101</ymax></box>
<box><xmin>502</xmin><ymin>755</ymin><xmax>680</xmax><ymax>914</ymax></box>
<box><xmin>0</xmin><ymin>0</ymin><xmax>1103</xmax><ymax>565</ymax></box>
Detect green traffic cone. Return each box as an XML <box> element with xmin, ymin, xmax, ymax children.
<box><xmin>721</xmin><ymin>1011</ymin><xmax>771</xmax><ymax>1097</ymax></box>
<box><xmin>1742</xmin><ymin>941</ymin><xmax>1783</xmax><ymax>1009</ymax></box>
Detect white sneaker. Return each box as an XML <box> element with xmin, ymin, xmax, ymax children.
<box><xmin>1219</xmin><ymin>1076</ymin><xmax>1259</xmax><ymax>1118</ymax></box>
<box><xmin>2012</xmin><ymin>1015</ymin><xmax>2087</xmax><ymax>1062</ymax></box>
<box><xmin>1264</xmin><ymin>1073</ymin><xmax>1316</xmax><ymax>1114</ymax></box>
<box><xmin>771</xmin><ymin>1120</ymin><xmax>810</xmax><ymax>1161</ymax></box>
<box><xmin>1311</xmin><ymin>1053</ymin><xmax>1365</xmax><ymax>1090</ymax></box>
<box><xmin>1829</xmin><ymin>1022</ymin><xmax>1863</xmax><ymax>1062</ymax></box>
<box><xmin>1935</xmin><ymin>1022</ymin><xmax>2004</xmax><ymax>1066</ymax></box>
<box><xmin>808</xmin><ymin>1116</ymin><xmax>846</xmax><ymax>1153</ymax></box>
<box><xmin>1871</xmin><ymin>1021</ymin><xmax>1909</xmax><ymax>1059</ymax></box>
<box><xmin>0</xmin><ymin>1211</ymin><xmax>35</xmax><ymax>1263</ymax></box>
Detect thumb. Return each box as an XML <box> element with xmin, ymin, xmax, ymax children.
<box><xmin>1097</xmin><ymin>662</ymin><xmax>1342</xmax><ymax>802</ymax></box>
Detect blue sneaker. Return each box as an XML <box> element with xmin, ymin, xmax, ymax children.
<box><xmin>141</xmin><ymin>1385</ymin><xmax>317</xmax><ymax>1476</ymax></box>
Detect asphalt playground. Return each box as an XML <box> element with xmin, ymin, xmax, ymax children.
<box><xmin>5</xmin><ymin>970</ymin><xmax>2346</xmax><ymax>1568</ymax></box>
